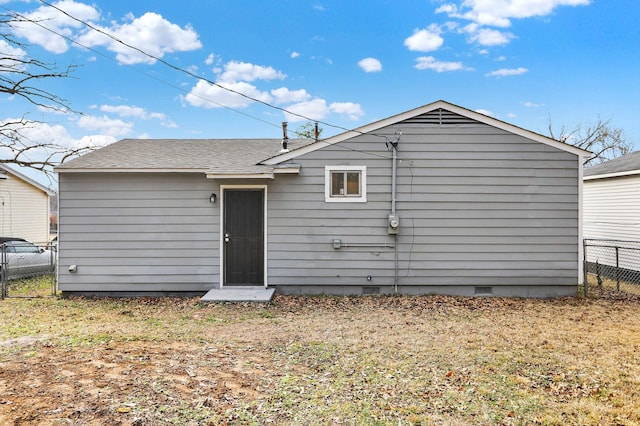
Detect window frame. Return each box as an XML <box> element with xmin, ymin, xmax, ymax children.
<box><xmin>324</xmin><ymin>165</ymin><xmax>367</xmax><ymax>203</ymax></box>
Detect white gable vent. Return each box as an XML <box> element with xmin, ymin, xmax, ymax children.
<box><xmin>402</xmin><ymin>108</ymin><xmax>484</xmax><ymax>126</ymax></box>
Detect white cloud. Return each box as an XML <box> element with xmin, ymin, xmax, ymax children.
<box><xmin>486</xmin><ymin>67</ymin><xmax>528</xmax><ymax>77</ymax></box>
<box><xmin>75</xmin><ymin>134</ymin><xmax>118</xmax><ymax>149</ymax></box>
<box><xmin>11</xmin><ymin>0</ymin><xmax>100</xmax><ymax>54</ymax></box>
<box><xmin>414</xmin><ymin>56</ymin><xmax>464</xmax><ymax>72</ymax></box>
<box><xmin>523</xmin><ymin>101</ymin><xmax>544</xmax><ymax>107</ymax></box>
<box><xmin>0</xmin><ymin>40</ymin><xmax>27</xmax><ymax>70</ymax></box>
<box><xmin>184</xmin><ymin>80</ymin><xmax>272</xmax><ymax>109</ymax></box>
<box><xmin>436</xmin><ymin>4</ymin><xmax>459</xmax><ymax>15</ymax></box>
<box><xmin>76</xmin><ymin>12</ymin><xmax>202</xmax><ymax>65</ymax></box>
<box><xmin>271</xmin><ymin>87</ymin><xmax>311</xmax><ymax>104</ymax></box>
<box><xmin>283</xmin><ymin>99</ymin><xmax>364</xmax><ymax>122</ymax></box>
<box><xmin>404</xmin><ymin>25</ymin><xmax>444</xmax><ymax>52</ymax></box>
<box><xmin>291</xmin><ymin>51</ymin><xmax>300</xmax><ymax>58</ymax></box>
<box><xmin>99</xmin><ymin>105</ymin><xmax>176</xmax><ymax>127</ymax></box>
<box><xmin>0</xmin><ymin>118</ymin><xmax>116</xmax><ymax>164</ymax></box>
<box><xmin>183</xmin><ymin>61</ymin><xmax>361</xmax><ymax>124</ymax></box>
<box><xmin>358</xmin><ymin>57</ymin><xmax>382</xmax><ymax>73</ymax></box>
<box><xmin>218</xmin><ymin>61</ymin><xmax>286</xmax><ymax>83</ymax></box>
<box><xmin>468</xmin><ymin>27</ymin><xmax>514</xmax><ymax>46</ymax></box>
<box><xmin>437</xmin><ymin>0</ymin><xmax>591</xmax><ymax>28</ymax></box>
<box><xmin>285</xmin><ymin>99</ymin><xmax>330</xmax><ymax>122</ymax></box>
<box><xmin>475</xmin><ymin>109</ymin><xmax>494</xmax><ymax>117</ymax></box>
<box><xmin>76</xmin><ymin>114</ymin><xmax>133</xmax><ymax>137</ymax></box>
<box><xmin>329</xmin><ymin>102</ymin><xmax>364</xmax><ymax>120</ymax></box>
<box><xmin>205</xmin><ymin>53</ymin><xmax>215</xmax><ymax>65</ymax></box>
<box><xmin>10</xmin><ymin>3</ymin><xmax>200</xmax><ymax>65</ymax></box>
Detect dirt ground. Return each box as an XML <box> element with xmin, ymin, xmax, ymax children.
<box><xmin>2</xmin><ymin>293</ymin><xmax>640</xmax><ymax>425</ymax></box>
<box><xmin>1</xmin><ymin>340</ymin><xmax>268</xmax><ymax>425</ymax></box>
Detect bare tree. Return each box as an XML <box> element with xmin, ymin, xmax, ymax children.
<box><xmin>549</xmin><ymin>117</ymin><xmax>632</xmax><ymax>167</ymax></box>
<box><xmin>0</xmin><ymin>12</ymin><xmax>91</xmax><ymax>177</ymax></box>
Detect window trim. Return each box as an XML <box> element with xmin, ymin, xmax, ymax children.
<box><xmin>324</xmin><ymin>165</ymin><xmax>367</xmax><ymax>203</ymax></box>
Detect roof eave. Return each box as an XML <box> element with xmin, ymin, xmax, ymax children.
<box><xmin>0</xmin><ymin>164</ymin><xmax>54</xmax><ymax>195</ymax></box>
<box><xmin>584</xmin><ymin>169</ymin><xmax>640</xmax><ymax>181</ymax></box>
<box><xmin>56</xmin><ymin>168</ymin><xmax>210</xmax><ymax>173</ymax></box>
<box><xmin>206</xmin><ymin>172</ymin><xmax>275</xmax><ymax>180</ymax></box>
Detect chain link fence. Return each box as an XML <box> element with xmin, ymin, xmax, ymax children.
<box><xmin>583</xmin><ymin>239</ymin><xmax>640</xmax><ymax>296</ymax></box>
<box><xmin>0</xmin><ymin>240</ymin><xmax>57</xmax><ymax>299</ymax></box>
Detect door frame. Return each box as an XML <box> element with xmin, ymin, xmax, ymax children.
<box><xmin>219</xmin><ymin>184</ymin><xmax>268</xmax><ymax>288</ymax></box>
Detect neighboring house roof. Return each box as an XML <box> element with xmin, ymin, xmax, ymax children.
<box><xmin>56</xmin><ymin>100</ymin><xmax>590</xmax><ymax>176</ymax></box>
<box><xmin>0</xmin><ymin>164</ymin><xmax>55</xmax><ymax>195</ymax></box>
<box><xmin>583</xmin><ymin>151</ymin><xmax>640</xmax><ymax>180</ymax></box>
<box><xmin>56</xmin><ymin>138</ymin><xmax>311</xmax><ymax>178</ymax></box>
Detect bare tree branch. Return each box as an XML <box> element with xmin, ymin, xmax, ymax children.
<box><xmin>549</xmin><ymin>115</ymin><xmax>631</xmax><ymax>167</ymax></box>
<box><xmin>0</xmin><ymin>117</ymin><xmax>93</xmax><ymax>173</ymax></box>
<box><xmin>0</xmin><ymin>11</ymin><xmax>91</xmax><ymax>179</ymax></box>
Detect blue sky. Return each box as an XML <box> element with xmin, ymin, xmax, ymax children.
<box><xmin>1</xmin><ymin>0</ymin><xmax>639</xmax><ymax>185</ymax></box>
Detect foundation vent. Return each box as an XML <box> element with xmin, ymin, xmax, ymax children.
<box><xmin>474</xmin><ymin>286</ymin><xmax>493</xmax><ymax>296</ymax></box>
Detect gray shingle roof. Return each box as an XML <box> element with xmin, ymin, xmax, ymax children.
<box><xmin>57</xmin><ymin>138</ymin><xmax>311</xmax><ymax>174</ymax></box>
<box><xmin>583</xmin><ymin>151</ymin><xmax>640</xmax><ymax>177</ymax></box>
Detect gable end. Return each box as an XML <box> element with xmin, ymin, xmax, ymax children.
<box><xmin>401</xmin><ymin>108</ymin><xmax>485</xmax><ymax>127</ymax></box>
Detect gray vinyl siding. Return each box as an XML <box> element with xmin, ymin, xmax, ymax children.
<box><xmin>57</xmin><ymin>112</ymin><xmax>580</xmax><ymax>296</ymax></box>
<box><xmin>58</xmin><ymin>173</ymin><xmax>220</xmax><ymax>292</ymax></box>
<box><xmin>266</xmin><ymin>119</ymin><xmax>579</xmax><ymax>291</ymax></box>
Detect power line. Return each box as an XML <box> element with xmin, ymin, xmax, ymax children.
<box><xmin>6</xmin><ymin>2</ymin><xmax>395</xmax><ymax>160</ymax></box>
<box><xmin>1</xmin><ymin>5</ymin><xmax>282</xmax><ymax>132</ymax></box>
<box><xmin>37</xmin><ymin>0</ymin><xmax>360</xmax><ymax>136</ymax></box>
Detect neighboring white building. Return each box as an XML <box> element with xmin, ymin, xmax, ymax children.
<box><xmin>583</xmin><ymin>152</ymin><xmax>640</xmax><ymax>241</ymax></box>
<box><xmin>0</xmin><ymin>164</ymin><xmax>54</xmax><ymax>244</ymax></box>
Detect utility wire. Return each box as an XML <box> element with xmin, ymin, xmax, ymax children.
<box><xmin>1</xmin><ymin>5</ymin><xmax>282</xmax><ymax>132</ymax></box>
<box><xmin>38</xmin><ymin>0</ymin><xmax>361</xmax><ymax>135</ymax></box>
<box><xmin>9</xmin><ymin>1</ymin><xmax>395</xmax><ymax>159</ymax></box>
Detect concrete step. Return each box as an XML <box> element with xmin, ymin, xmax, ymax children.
<box><xmin>201</xmin><ymin>286</ymin><xmax>275</xmax><ymax>302</ymax></box>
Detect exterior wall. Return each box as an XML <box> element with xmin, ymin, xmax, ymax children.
<box><xmin>266</xmin><ymin>120</ymin><xmax>580</xmax><ymax>297</ymax></box>
<box><xmin>58</xmin><ymin>173</ymin><xmax>220</xmax><ymax>292</ymax></box>
<box><xmin>57</xmin><ymin>116</ymin><xmax>581</xmax><ymax>297</ymax></box>
<box><xmin>0</xmin><ymin>172</ymin><xmax>50</xmax><ymax>244</ymax></box>
<box><xmin>583</xmin><ymin>175</ymin><xmax>640</xmax><ymax>241</ymax></box>
<box><xmin>583</xmin><ymin>175</ymin><xmax>640</xmax><ymax>271</ymax></box>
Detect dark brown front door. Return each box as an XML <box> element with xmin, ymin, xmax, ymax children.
<box><xmin>223</xmin><ymin>188</ymin><xmax>264</xmax><ymax>286</ymax></box>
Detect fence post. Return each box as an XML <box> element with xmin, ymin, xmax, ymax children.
<box><xmin>50</xmin><ymin>244</ymin><xmax>56</xmax><ymax>297</ymax></box>
<box><xmin>1</xmin><ymin>244</ymin><xmax>5</xmax><ymax>300</ymax></box>
<box><xmin>615</xmin><ymin>247</ymin><xmax>620</xmax><ymax>291</ymax></box>
<box><xmin>583</xmin><ymin>239</ymin><xmax>588</xmax><ymax>296</ymax></box>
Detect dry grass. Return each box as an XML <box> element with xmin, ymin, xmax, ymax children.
<box><xmin>1</xmin><ymin>283</ymin><xmax>640</xmax><ymax>425</ymax></box>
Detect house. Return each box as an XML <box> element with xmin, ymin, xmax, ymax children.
<box><xmin>583</xmin><ymin>151</ymin><xmax>640</xmax><ymax>241</ymax></box>
<box><xmin>55</xmin><ymin>100</ymin><xmax>589</xmax><ymax>298</ymax></box>
<box><xmin>0</xmin><ymin>164</ymin><xmax>53</xmax><ymax>244</ymax></box>
<box><xmin>583</xmin><ymin>152</ymin><xmax>640</xmax><ymax>278</ymax></box>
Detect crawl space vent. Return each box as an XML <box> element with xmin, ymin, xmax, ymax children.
<box><xmin>474</xmin><ymin>286</ymin><xmax>493</xmax><ymax>296</ymax></box>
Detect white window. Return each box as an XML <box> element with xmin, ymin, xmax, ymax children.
<box><xmin>324</xmin><ymin>165</ymin><xmax>367</xmax><ymax>202</ymax></box>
